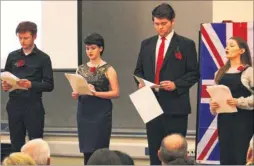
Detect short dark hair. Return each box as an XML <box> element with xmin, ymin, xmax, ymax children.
<box><xmin>16</xmin><ymin>21</ymin><xmax>37</xmax><ymax>36</ymax></box>
<box><xmin>152</xmin><ymin>3</ymin><xmax>175</xmax><ymax>21</ymax></box>
<box><xmin>159</xmin><ymin>134</ymin><xmax>188</xmax><ymax>164</ymax></box>
<box><xmin>113</xmin><ymin>150</ymin><xmax>134</xmax><ymax>165</ymax></box>
<box><xmin>84</xmin><ymin>33</ymin><xmax>105</xmax><ymax>55</ymax></box>
<box><xmin>87</xmin><ymin>148</ymin><xmax>122</xmax><ymax>165</ymax></box>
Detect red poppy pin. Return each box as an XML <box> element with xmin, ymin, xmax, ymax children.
<box><xmin>175</xmin><ymin>47</ymin><xmax>182</xmax><ymax>60</ymax></box>
<box><xmin>15</xmin><ymin>60</ymin><xmax>25</xmax><ymax>67</ymax></box>
<box><xmin>90</xmin><ymin>67</ymin><xmax>96</xmax><ymax>73</ymax></box>
<box><xmin>237</xmin><ymin>65</ymin><xmax>245</xmax><ymax>71</ymax></box>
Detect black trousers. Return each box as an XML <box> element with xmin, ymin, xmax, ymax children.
<box><xmin>146</xmin><ymin>114</ymin><xmax>188</xmax><ymax>165</ymax></box>
<box><xmin>218</xmin><ymin>111</ymin><xmax>253</xmax><ymax>165</ymax></box>
<box><xmin>6</xmin><ymin>97</ymin><xmax>45</xmax><ymax>152</ymax></box>
<box><xmin>84</xmin><ymin>152</ymin><xmax>93</xmax><ymax>165</ymax></box>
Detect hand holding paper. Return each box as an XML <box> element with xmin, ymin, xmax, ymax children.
<box><xmin>210</xmin><ymin>101</ymin><xmax>220</xmax><ymax>115</ymax></box>
<box><xmin>16</xmin><ymin>79</ymin><xmax>31</xmax><ymax>89</ymax></box>
<box><xmin>1</xmin><ymin>71</ymin><xmax>28</xmax><ymax>91</ymax></box>
<box><xmin>1</xmin><ymin>80</ymin><xmax>12</xmax><ymax>91</ymax></box>
<box><xmin>206</xmin><ymin>85</ymin><xmax>237</xmax><ymax>114</ymax></box>
<box><xmin>65</xmin><ymin>73</ymin><xmax>94</xmax><ymax>95</ymax></box>
<box><xmin>72</xmin><ymin>91</ymin><xmax>79</xmax><ymax>100</ymax></box>
<box><xmin>134</xmin><ymin>75</ymin><xmax>161</xmax><ymax>89</ymax></box>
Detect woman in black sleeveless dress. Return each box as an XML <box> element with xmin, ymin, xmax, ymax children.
<box><xmin>71</xmin><ymin>33</ymin><xmax>120</xmax><ymax>165</ymax></box>
<box><xmin>210</xmin><ymin>37</ymin><xmax>253</xmax><ymax>165</ymax></box>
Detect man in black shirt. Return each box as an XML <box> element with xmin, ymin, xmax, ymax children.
<box><xmin>1</xmin><ymin>21</ymin><xmax>54</xmax><ymax>152</ymax></box>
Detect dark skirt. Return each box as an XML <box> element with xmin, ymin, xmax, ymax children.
<box><xmin>217</xmin><ymin>110</ymin><xmax>254</xmax><ymax>165</ymax></box>
<box><xmin>77</xmin><ymin>95</ymin><xmax>112</xmax><ymax>153</ymax></box>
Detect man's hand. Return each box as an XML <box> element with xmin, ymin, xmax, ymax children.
<box><xmin>1</xmin><ymin>81</ymin><xmax>13</xmax><ymax>91</ymax></box>
<box><xmin>160</xmin><ymin>80</ymin><xmax>176</xmax><ymax>91</ymax></box>
<box><xmin>138</xmin><ymin>83</ymin><xmax>145</xmax><ymax>89</ymax></box>
<box><xmin>72</xmin><ymin>92</ymin><xmax>79</xmax><ymax>100</ymax></box>
<box><xmin>16</xmin><ymin>79</ymin><xmax>31</xmax><ymax>89</ymax></box>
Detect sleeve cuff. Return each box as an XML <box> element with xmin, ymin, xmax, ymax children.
<box><xmin>237</xmin><ymin>97</ymin><xmax>244</xmax><ymax>107</ymax></box>
<box><xmin>31</xmin><ymin>81</ymin><xmax>40</xmax><ymax>90</ymax></box>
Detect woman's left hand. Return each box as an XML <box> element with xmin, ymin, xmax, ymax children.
<box><xmin>227</xmin><ymin>98</ymin><xmax>238</xmax><ymax>107</ymax></box>
<box><xmin>88</xmin><ymin>84</ymin><xmax>96</xmax><ymax>95</ymax></box>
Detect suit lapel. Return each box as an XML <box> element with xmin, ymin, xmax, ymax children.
<box><xmin>162</xmin><ymin>33</ymin><xmax>178</xmax><ymax>68</ymax></box>
<box><xmin>149</xmin><ymin>36</ymin><xmax>158</xmax><ymax>78</ymax></box>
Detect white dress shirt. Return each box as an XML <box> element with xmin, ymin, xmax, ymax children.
<box><xmin>155</xmin><ymin>30</ymin><xmax>174</xmax><ymax>71</ymax></box>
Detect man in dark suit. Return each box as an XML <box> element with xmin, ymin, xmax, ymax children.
<box><xmin>134</xmin><ymin>3</ymin><xmax>200</xmax><ymax>165</ymax></box>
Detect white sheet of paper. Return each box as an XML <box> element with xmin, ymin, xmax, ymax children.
<box><xmin>0</xmin><ymin>71</ymin><xmax>27</xmax><ymax>91</ymax></box>
<box><xmin>129</xmin><ymin>86</ymin><xmax>163</xmax><ymax>123</ymax></box>
<box><xmin>133</xmin><ymin>75</ymin><xmax>160</xmax><ymax>88</ymax></box>
<box><xmin>65</xmin><ymin>73</ymin><xmax>93</xmax><ymax>95</ymax></box>
<box><xmin>206</xmin><ymin>85</ymin><xmax>237</xmax><ymax>114</ymax></box>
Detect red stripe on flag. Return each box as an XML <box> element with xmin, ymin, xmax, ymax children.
<box><xmin>233</xmin><ymin>22</ymin><xmax>247</xmax><ymax>41</ymax></box>
<box><xmin>198</xmin><ymin>129</ymin><xmax>218</xmax><ymax>160</ymax></box>
<box><xmin>202</xmin><ymin>85</ymin><xmax>210</xmax><ymax>98</ymax></box>
<box><xmin>201</xmin><ymin>26</ymin><xmax>224</xmax><ymax>67</ymax></box>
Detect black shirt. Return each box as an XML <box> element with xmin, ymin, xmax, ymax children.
<box><xmin>4</xmin><ymin>45</ymin><xmax>54</xmax><ymax>99</ymax></box>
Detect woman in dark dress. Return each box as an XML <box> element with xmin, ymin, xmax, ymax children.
<box><xmin>210</xmin><ymin>37</ymin><xmax>253</xmax><ymax>165</ymax></box>
<box><xmin>71</xmin><ymin>33</ymin><xmax>120</xmax><ymax>165</ymax></box>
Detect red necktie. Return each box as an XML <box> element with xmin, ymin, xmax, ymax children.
<box><xmin>155</xmin><ymin>37</ymin><xmax>166</xmax><ymax>84</ymax></box>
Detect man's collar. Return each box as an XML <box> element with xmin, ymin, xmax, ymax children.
<box><xmin>18</xmin><ymin>44</ymin><xmax>38</xmax><ymax>56</ymax></box>
<box><xmin>31</xmin><ymin>44</ymin><xmax>38</xmax><ymax>54</ymax></box>
<box><xmin>159</xmin><ymin>30</ymin><xmax>174</xmax><ymax>41</ymax></box>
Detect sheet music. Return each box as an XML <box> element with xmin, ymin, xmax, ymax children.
<box><xmin>0</xmin><ymin>71</ymin><xmax>27</xmax><ymax>91</ymax></box>
<box><xmin>65</xmin><ymin>73</ymin><xmax>93</xmax><ymax>95</ymax></box>
<box><xmin>206</xmin><ymin>85</ymin><xmax>237</xmax><ymax>114</ymax></box>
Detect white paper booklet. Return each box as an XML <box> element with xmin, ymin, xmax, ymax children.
<box><xmin>0</xmin><ymin>71</ymin><xmax>27</xmax><ymax>91</ymax></box>
<box><xmin>129</xmin><ymin>86</ymin><xmax>163</xmax><ymax>123</ymax></box>
<box><xmin>206</xmin><ymin>85</ymin><xmax>237</xmax><ymax>114</ymax></box>
<box><xmin>65</xmin><ymin>73</ymin><xmax>93</xmax><ymax>95</ymax></box>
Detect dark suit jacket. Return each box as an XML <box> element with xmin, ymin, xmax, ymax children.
<box><xmin>134</xmin><ymin>33</ymin><xmax>200</xmax><ymax>115</ymax></box>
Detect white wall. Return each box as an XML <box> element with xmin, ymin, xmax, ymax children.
<box><xmin>213</xmin><ymin>1</ymin><xmax>253</xmax><ymax>22</ymax></box>
<box><xmin>0</xmin><ymin>1</ymin><xmax>42</xmax><ymax>68</ymax></box>
<box><xmin>212</xmin><ymin>1</ymin><xmax>253</xmax><ymax>62</ymax></box>
<box><xmin>0</xmin><ymin>1</ymin><xmax>78</xmax><ymax>69</ymax></box>
<box><xmin>41</xmin><ymin>1</ymin><xmax>78</xmax><ymax>69</ymax></box>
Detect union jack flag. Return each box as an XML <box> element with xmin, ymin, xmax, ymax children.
<box><xmin>196</xmin><ymin>22</ymin><xmax>254</xmax><ymax>164</ymax></box>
